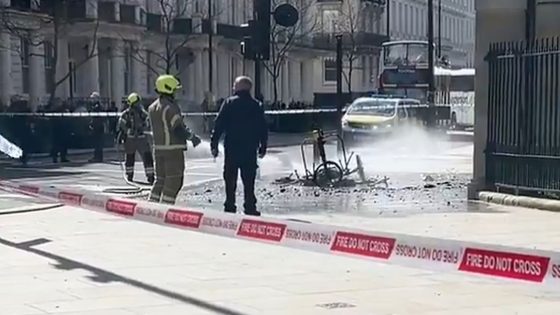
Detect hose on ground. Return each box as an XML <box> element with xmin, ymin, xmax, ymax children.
<box><xmin>101</xmin><ymin>142</ymin><xmax>152</xmax><ymax>196</ymax></box>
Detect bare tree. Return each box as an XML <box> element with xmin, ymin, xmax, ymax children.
<box><xmin>131</xmin><ymin>0</ymin><xmax>229</xmax><ymax>77</ymax></box>
<box><xmin>0</xmin><ymin>0</ymin><xmax>100</xmax><ymax>107</ymax></box>
<box><xmin>336</xmin><ymin>1</ymin><xmax>382</xmax><ymax>95</ymax></box>
<box><xmin>264</xmin><ymin>0</ymin><xmax>318</xmax><ymax>103</ymax></box>
<box><xmin>338</xmin><ymin>0</ymin><xmax>359</xmax><ymax>95</ymax></box>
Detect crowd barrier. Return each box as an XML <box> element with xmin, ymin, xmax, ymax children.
<box><xmin>1</xmin><ymin>180</ymin><xmax>559</xmax><ymax>289</ymax></box>
<box><xmin>0</xmin><ymin>110</ymin><xmax>341</xmax><ymax>155</ymax></box>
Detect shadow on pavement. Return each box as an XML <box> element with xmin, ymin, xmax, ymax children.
<box><xmin>0</xmin><ymin>236</ymin><xmax>247</xmax><ymax>315</ymax></box>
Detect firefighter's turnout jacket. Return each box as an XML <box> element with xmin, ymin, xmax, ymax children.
<box><xmin>148</xmin><ymin>95</ymin><xmax>195</xmax><ymax>204</ymax></box>
<box><xmin>117</xmin><ymin>106</ymin><xmax>154</xmax><ymax>181</ymax></box>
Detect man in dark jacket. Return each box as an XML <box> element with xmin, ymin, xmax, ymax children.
<box><xmin>50</xmin><ymin>101</ymin><xmax>70</xmax><ymax>163</ymax></box>
<box><xmin>89</xmin><ymin>92</ymin><xmax>104</xmax><ymax>163</ymax></box>
<box><xmin>210</xmin><ymin>76</ymin><xmax>268</xmax><ymax>216</ymax></box>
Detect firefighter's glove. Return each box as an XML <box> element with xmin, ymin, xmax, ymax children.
<box><xmin>191</xmin><ymin>135</ymin><xmax>201</xmax><ymax>148</ymax></box>
<box><xmin>211</xmin><ymin>147</ymin><xmax>219</xmax><ymax>158</ymax></box>
<box><xmin>258</xmin><ymin>146</ymin><xmax>266</xmax><ymax>159</ymax></box>
<box><xmin>116</xmin><ymin>132</ymin><xmax>125</xmax><ymax>144</ymax></box>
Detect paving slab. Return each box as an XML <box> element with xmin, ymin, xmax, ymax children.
<box><xmin>275</xmin><ymin>201</ymin><xmax>560</xmax><ymax>252</ymax></box>
<box><xmin>0</xmin><ymin>205</ymin><xmax>559</xmax><ymax>315</ymax></box>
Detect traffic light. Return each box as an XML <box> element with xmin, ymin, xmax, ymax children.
<box><xmin>240</xmin><ymin>21</ymin><xmax>256</xmax><ymax>60</ymax></box>
<box><xmin>240</xmin><ymin>1</ymin><xmax>300</xmax><ymax>61</ymax></box>
<box><xmin>253</xmin><ymin>0</ymin><xmax>271</xmax><ymax>60</ymax></box>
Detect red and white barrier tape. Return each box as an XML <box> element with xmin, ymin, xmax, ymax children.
<box><xmin>1</xmin><ymin>180</ymin><xmax>560</xmax><ymax>288</ymax></box>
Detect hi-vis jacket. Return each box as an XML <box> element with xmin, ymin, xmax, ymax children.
<box><xmin>118</xmin><ymin>106</ymin><xmax>150</xmax><ymax>139</ymax></box>
<box><xmin>148</xmin><ymin>96</ymin><xmax>195</xmax><ymax>152</ymax></box>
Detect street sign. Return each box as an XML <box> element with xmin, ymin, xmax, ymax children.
<box><xmin>273</xmin><ymin>4</ymin><xmax>299</xmax><ymax>27</ymax></box>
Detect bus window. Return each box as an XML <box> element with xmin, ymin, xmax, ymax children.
<box><xmin>407</xmin><ymin>44</ymin><xmax>428</xmax><ymax>65</ymax></box>
<box><xmin>384</xmin><ymin>45</ymin><xmax>407</xmax><ymax>67</ymax></box>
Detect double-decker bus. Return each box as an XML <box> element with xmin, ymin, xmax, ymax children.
<box><xmin>378</xmin><ymin>40</ymin><xmax>432</xmax><ymax>103</ymax></box>
<box><xmin>378</xmin><ymin>40</ymin><xmax>453</xmax><ymax>124</ymax></box>
<box><xmin>434</xmin><ymin>67</ymin><xmax>475</xmax><ymax>128</ymax></box>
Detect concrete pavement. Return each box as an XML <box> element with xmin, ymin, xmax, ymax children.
<box><xmin>0</xmin><ymin>190</ymin><xmax>61</xmax><ymax>214</ymax></box>
<box><xmin>1</xmin><ymin>201</ymin><xmax>559</xmax><ymax>315</ymax></box>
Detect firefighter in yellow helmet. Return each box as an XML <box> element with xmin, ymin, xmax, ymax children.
<box><xmin>148</xmin><ymin>75</ymin><xmax>201</xmax><ymax>204</ymax></box>
<box><xmin>116</xmin><ymin>92</ymin><xmax>155</xmax><ymax>184</ymax></box>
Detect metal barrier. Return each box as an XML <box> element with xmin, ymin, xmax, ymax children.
<box><xmin>486</xmin><ymin>38</ymin><xmax>560</xmax><ymax>196</ymax></box>
<box><xmin>0</xmin><ymin>110</ymin><xmax>341</xmax><ymax>156</ymax></box>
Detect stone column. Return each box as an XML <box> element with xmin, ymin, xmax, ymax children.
<box><xmin>55</xmin><ymin>37</ymin><xmax>70</xmax><ymax>99</ymax></box>
<box><xmin>28</xmin><ymin>32</ymin><xmax>44</xmax><ymax>111</ymax></box>
<box><xmin>194</xmin><ymin>50</ymin><xmax>205</xmax><ymax>103</ymax></box>
<box><xmin>84</xmin><ymin>40</ymin><xmax>100</xmax><ymax>97</ymax></box>
<box><xmin>130</xmin><ymin>44</ymin><xmax>144</xmax><ymax>95</ymax></box>
<box><xmin>187</xmin><ymin>58</ymin><xmax>196</xmax><ymax>103</ymax></box>
<box><xmin>262</xmin><ymin>64</ymin><xmax>271</xmax><ymax>102</ymax></box>
<box><xmin>289</xmin><ymin>60</ymin><xmax>301</xmax><ymax>101</ymax></box>
<box><xmin>0</xmin><ymin>32</ymin><xmax>12</xmax><ymax>107</ymax></box>
<box><xmin>211</xmin><ymin>50</ymin><xmax>218</xmax><ymax>97</ymax></box>
<box><xmin>244</xmin><ymin>59</ymin><xmax>255</xmax><ymax>95</ymax></box>
<box><xmin>110</xmin><ymin>40</ymin><xmax>125</xmax><ymax>104</ymax></box>
<box><xmin>113</xmin><ymin>2</ymin><xmax>120</xmax><ymax>22</ymax></box>
<box><xmin>468</xmin><ymin>0</ymin><xmax>527</xmax><ymax>198</ymax></box>
<box><xmin>281</xmin><ymin>61</ymin><xmax>290</xmax><ymax>103</ymax></box>
<box><xmin>301</xmin><ymin>59</ymin><xmax>314</xmax><ymax>103</ymax></box>
<box><xmin>98</xmin><ymin>52</ymin><xmax>110</xmax><ymax>98</ymax></box>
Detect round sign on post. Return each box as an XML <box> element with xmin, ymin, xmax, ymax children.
<box><xmin>273</xmin><ymin>4</ymin><xmax>299</xmax><ymax>27</ymax></box>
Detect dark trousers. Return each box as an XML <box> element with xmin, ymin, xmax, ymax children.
<box><xmin>223</xmin><ymin>152</ymin><xmax>257</xmax><ymax>212</ymax></box>
<box><xmin>125</xmin><ymin>152</ymin><xmax>154</xmax><ymax>178</ymax></box>
<box><xmin>92</xmin><ymin>131</ymin><xmax>104</xmax><ymax>160</ymax></box>
<box><xmin>16</xmin><ymin>132</ymin><xmax>31</xmax><ymax>165</ymax></box>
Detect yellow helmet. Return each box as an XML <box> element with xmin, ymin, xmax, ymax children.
<box><xmin>127</xmin><ymin>92</ymin><xmax>141</xmax><ymax>106</ymax></box>
<box><xmin>155</xmin><ymin>75</ymin><xmax>182</xmax><ymax>95</ymax></box>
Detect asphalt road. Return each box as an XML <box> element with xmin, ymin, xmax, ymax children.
<box><xmin>0</xmin><ymin>129</ymin><xmax>474</xmax><ymax>220</ymax></box>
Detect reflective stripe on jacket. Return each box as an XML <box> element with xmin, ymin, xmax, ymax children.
<box><xmin>118</xmin><ymin>107</ymin><xmax>149</xmax><ymax>138</ymax></box>
<box><xmin>148</xmin><ymin>96</ymin><xmax>194</xmax><ymax>151</ymax></box>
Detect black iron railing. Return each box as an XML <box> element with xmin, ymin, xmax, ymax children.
<box><xmin>486</xmin><ymin>38</ymin><xmax>560</xmax><ymax>196</ymax></box>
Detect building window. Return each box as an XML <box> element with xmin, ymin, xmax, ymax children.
<box><xmin>20</xmin><ymin>38</ymin><xmax>30</xmax><ymax>94</ymax></box>
<box><xmin>322</xmin><ymin>9</ymin><xmax>339</xmax><ymax>33</ymax></box>
<box><xmin>323</xmin><ymin>58</ymin><xmax>337</xmax><ymax>83</ymax></box>
<box><xmin>120</xmin><ymin>4</ymin><xmax>136</xmax><ymax>24</ymax></box>
<box><xmin>98</xmin><ymin>1</ymin><xmax>116</xmax><ymax>22</ymax></box>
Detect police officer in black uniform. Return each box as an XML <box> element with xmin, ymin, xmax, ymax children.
<box><xmin>210</xmin><ymin>76</ymin><xmax>268</xmax><ymax>216</ymax></box>
<box><xmin>89</xmin><ymin>92</ymin><xmax>104</xmax><ymax>163</ymax></box>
